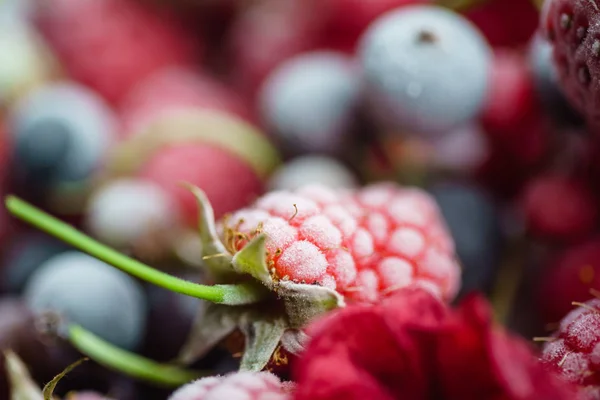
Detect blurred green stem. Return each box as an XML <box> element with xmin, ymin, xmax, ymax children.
<box><xmin>5</xmin><ymin>196</ymin><xmax>267</xmax><ymax>305</ymax></box>
<box><xmin>68</xmin><ymin>325</ymin><xmax>203</xmax><ymax>387</ymax></box>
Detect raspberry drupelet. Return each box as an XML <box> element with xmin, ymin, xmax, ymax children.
<box><xmin>541</xmin><ymin>297</ymin><xmax>600</xmax><ymax>398</ymax></box>
<box><xmin>219</xmin><ymin>183</ymin><xmax>460</xmax><ymax>303</ymax></box>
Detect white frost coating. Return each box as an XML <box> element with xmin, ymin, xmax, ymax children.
<box><xmin>10</xmin><ymin>81</ymin><xmax>118</xmax><ymax>179</ymax></box>
<box><xmin>359</xmin><ymin>5</ymin><xmax>492</xmax><ymax>135</ymax></box>
<box><xmin>277</xmin><ymin>241</ymin><xmax>327</xmax><ymax>281</ymax></box>
<box><xmin>387</xmin><ymin>197</ymin><xmax>428</xmax><ymax>227</ymax></box>
<box><xmin>351</xmin><ymin>229</ymin><xmax>375</xmax><ymax>260</ymax></box>
<box><xmin>387</xmin><ymin>227</ymin><xmax>426</xmax><ymax>258</ymax></box>
<box><xmin>260</xmin><ymin>51</ymin><xmax>360</xmax><ymax>153</ymax></box>
<box><xmin>256</xmin><ymin>192</ymin><xmax>319</xmax><ymax>222</ymax></box>
<box><xmin>86</xmin><ymin>179</ymin><xmax>176</xmax><ymax>247</ymax></box>
<box><xmin>299</xmin><ymin>215</ymin><xmax>342</xmax><ymax>249</ymax></box>
<box><xmin>268</xmin><ymin>156</ymin><xmax>358</xmax><ymax>191</ymax></box>
<box><xmin>365</xmin><ymin>212</ymin><xmax>390</xmax><ymax>246</ymax></box>
<box><xmin>23</xmin><ymin>251</ymin><xmax>147</xmax><ymax>350</ymax></box>
<box><xmin>261</xmin><ymin>217</ymin><xmax>298</xmax><ymax>253</ymax></box>
<box><xmin>377</xmin><ymin>257</ymin><xmax>414</xmax><ymax>289</ymax></box>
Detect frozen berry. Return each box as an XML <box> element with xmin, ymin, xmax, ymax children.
<box><xmin>541</xmin><ymin>298</ymin><xmax>600</xmax><ymax>391</ymax></box>
<box><xmin>24</xmin><ymin>251</ymin><xmax>147</xmax><ymax>350</ymax></box>
<box><xmin>1</xmin><ymin>233</ymin><xmax>69</xmax><ymax>293</ymax></box>
<box><xmin>169</xmin><ymin>372</ymin><xmax>291</xmax><ymax>400</ymax></box>
<box><xmin>259</xmin><ymin>51</ymin><xmax>360</xmax><ymax>155</ymax></box>
<box><xmin>85</xmin><ymin>178</ymin><xmax>177</xmax><ymax>249</ymax></box>
<box><xmin>119</xmin><ymin>67</ymin><xmax>255</xmax><ymax>136</ymax></box>
<box><xmin>538</xmin><ymin>238</ymin><xmax>600</xmax><ymax>324</ymax></box>
<box><xmin>8</xmin><ymin>82</ymin><xmax>118</xmax><ymax>211</ymax></box>
<box><xmin>268</xmin><ymin>156</ymin><xmax>358</xmax><ymax>192</ymax></box>
<box><xmin>345</xmin><ymin>182</ymin><xmax>460</xmax><ymax>302</ymax></box>
<box><xmin>35</xmin><ymin>0</ymin><xmax>197</xmax><ymax>105</ymax></box>
<box><xmin>359</xmin><ymin>5</ymin><xmax>492</xmax><ymax>135</ymax></box>
<box><xmin>541</xmin><ymin>0</ymin><xmax>600</xmax><ymax>132</ymax></box>
<box><xmin>227</xmin><ymin>0</ymin><xmax>323</xmax><ymax>98</ymax></box>
<box><xmin>522</xmin><ymin>174</ymin><xmax>597</xmax><ymax>242</ymax></box>
<box><xmin>430</xmin><ymin>182</ymin><xmax>503</xmax><ymax>294</ymax></box>
<box><xmin>529</xmin><ymin>34</ymin><xmax>583</xmax><ymax>125</ymax></box>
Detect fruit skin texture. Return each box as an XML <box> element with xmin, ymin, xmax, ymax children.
<box><xmin>221</xmin><ymin>183</ymin><xmax>460</xmax><ymax>303</ymax></box>
<box><xmin>168</xmin><ymin>372</ymin><xmax>291</xmax><ymax>400</ymax></box>
<box><xmin>359</xmin><ymin>5</ymin><xmax>491</xmax><ymax>135</ymax></box>
<box><xmin>538</xmin><ymin>238</ymin><xmax>600</xmax><ymax>324</ymax></box>
<box><xmin>35</xmin><ymin>0</ymin><xmax>196</xmax><ymax>105</ymax></box>
<box><xmin>23</xmin><ymin>251</ymin><xmax>147</xmax><ymax>350</ymax></box>
<box><xmin>541</xmin><ymin>298</ymin><xmax>600</xmax><ymax>398</ymax></box>
<box><xmin>541</xmin><ymin>0</ymin><xmax>600</xmax><ymax>132</ymax></box>
<box><xmin>522</xmin><ymin>174</ymin><xmax>597</xmax><ymax>242</ymax></box>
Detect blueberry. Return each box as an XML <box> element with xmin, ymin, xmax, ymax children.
<box><xmin>259</xmin><ymin>51</ymin><xmax>360</xmax><ymax>155</ymax></box>
<box><xmin>85</xmin><ymin>179</ymin><xmax>176</xmax><ymax>249</ymax></box>
<box><xmin>268</xmin><ymin>155</ymin><xmax>359</xmax><ymax>191</ymax></box>
<box><xmin>429</xmin><ymin>182</ymin><xmax>504</xmax><ymax>295</ymax></box>
<box><xmin>359</xmin><ymin>5</ymin><xmax>492</xmax><ymax>135</ymax></box>
<box><xmin>9</xmin><ymin>82</ymin><xmax>117</xmax><ymax>197</ymax></box>
<box><xmin>1</xmin><ymin>233</ymin><xmax>69</xmax><ymax>293</ymax></box>
<box><xmin>528</xmin><ymin>34</ymin><xmax>583</xmax><ymax>126</ymax></box>
<box><xmin>23</xmin><ymin>251</ymin><xmax>147</xmax><ymax>350</ymax></box>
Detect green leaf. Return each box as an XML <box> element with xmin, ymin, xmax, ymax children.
<box><xmin>239</xmin><ymin>317</ymin><xmax>287</xmax><ymax>372</ymax></box>
<box><xmin>4</xmin><ymin>350</ymin><xmax>43</xmax><ymax>400</ymax></box>
<box><xmin>231</xmin><ymin>234</ymin><xmax>272</xmax><ymax>284</ymax></box>
<box><xmin>176</xmin><ymin>304</ymin><xmax>242</xmax><ymax>365</ymax></box>
<box><xmin>42</xmin><ymin>358</ymin><xmax>88</xmax><ymax>400</ymax></box>
<box><xmin>278</xmin><ymin>281</ymin><xmax>345</xmax><ymax>329</ymax></box>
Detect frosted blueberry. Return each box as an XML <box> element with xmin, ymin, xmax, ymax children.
<box><xmin>359</xmin><ymin>5</ymin><xmax>492</xmax><ymax>135</ymax></box>
<box><xmin>24</xmin><ymin>251</ymin><xmax>147</xmax><ymax>350</ymax></box>
<box><xmin>268</xmin><ymin>155</ymin><xmax>358</xmax><ymax>191</ymax></box>
<box><xmin>259</xmin><ymin>51</ymin><xmax>360</xmax><ymax>155</ymax></box>
<box><xmin>9</xmin><ymin>82</ymin><xmax>117</xmax><ymax>200</ymax></box>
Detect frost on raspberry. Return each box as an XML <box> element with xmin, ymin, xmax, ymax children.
<box><xmin>541</xmin><ymin>297</ymin><xmax>600</xmax><ymax>395</ymax></box>
<box><xmin>342</xmin><ymin>183</ymin><xmax>460</xmax><ymax>302</ymax></box>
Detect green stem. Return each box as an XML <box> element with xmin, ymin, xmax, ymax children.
<box><xmin>68</xmin><ymin>324</ymin><xmax>203</xmax><ymax>387</ymax></box>
<box><xmin>5</xmin><ymin>196</ymin><xmax>268</xmax><ymax>305</ymax></box>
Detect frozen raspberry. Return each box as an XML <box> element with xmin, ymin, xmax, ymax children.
<box><xmin>35</xmin><ymin>0</ymin><xmax>197</xmax><ymax>105</ymax></box>
<box><xmin>168</xmin><ymin>372</ymin><xmax>292</xmax><ymax>400</ymax></box>
<box><xmin>344</xmin><ymin>183</ymin><xmax>460</xmax><ymax>302</ymax></box>
<box><xmin>120</xmin><ymin>67</ymin><xmax>255</xmax><ymax>136</ymax></box>
<box><xmin>541</xmin><ymin>298</ymin><xmax>600</xmax><ymax>394</ymax></box>
<box><xmin>221</xmin><ymin>185</ymin><xmax>358</xmax><ymax>290</ymax></box>
<box><xmin>522</xmin><ymin>174</ymin><xmax>597</xmax><ymax>242</ymax></box>
<box><xmin>541</xmin><ymin>0</ymin><xmax>600</xmax><ymax>132</ymax></box>
<box><xmin>538</xmin><ymin>238</ymin><xmax>600</xmax><ymax>324</ymax></box>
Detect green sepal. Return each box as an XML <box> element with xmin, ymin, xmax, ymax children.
<box><xmin>239</xmin><ymin>317</ymin><xmax>287</xmax><ymax>372</ymax></box>
<box><xmin>176</xmin><ymin>304</ymin><xmax>243</xmax><ymax>365</ymax></box>
<box><xmin>277</xmin><ymin>280</ymin><xmax>345</xmax><ymax>329</ymax></box>
<box><xmin>231</xmin><ymin>234</ymin><xmax>271</xmax><ymax>284</ymax></box>
<box><xmin>280</xmin><ymin>329</ymin><xmax>309</xmax><ymax>355</ymax></box>
<box><xmin>184</xmin><ymin>184</ymin><xmax>235</xmax><ymax>280</ymax></box>
<box><xmin>42</xmin><ymin>358</ymin><xmax>88</xmax><ymax>400</ymax></box>
<box><xmin>4</xmin><ymin>350</ymin><xmax>44</xmax><ymax>400</ymax></box>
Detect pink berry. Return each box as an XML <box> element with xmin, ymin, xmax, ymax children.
<box><xmin>345</xmin><ymin>183</ymin><xmax>460</xmax><ymax>302</ymax></box>
<box><xmin>168</xmin><ymin>372</ymin><xmax>291</xmax><ymax>400</ymax></box>
<box><xmin>35</xmin><ymin>0</ymin><xmax>197</xmax><ymax>105</ymax></box>
<box><xmin>119</xmin><ymin>67</ymin><xmax>255</xmax><ymax>136</ymax></box>
<box><xmin>522</xmin><ymin>174</ymin><xmax>597</xmax><ymax>242</ymax></box>
<box><xmin>140</xmin><ymin>144</ymin><xmax>264</xmax><ymax>225</ymax></box>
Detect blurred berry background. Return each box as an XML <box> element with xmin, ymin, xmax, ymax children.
<box><xmin>0</xmin><ymin>0</ymin><xmax>592</xmax><ymax>398</ymax></box>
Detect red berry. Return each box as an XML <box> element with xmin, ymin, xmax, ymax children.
<box><xmin>541</xmin><ymin>0</ymin><xmax>600</xmax><ymax>133</ymax></box>
<box><xmin>139</xmin><ymin>144</ymin><xmax>264</xmax><ymax>226</ymax></box>
<box><xmin>466</xmin><ymin>0</ymin><xmax>539</xmax><ymax>47</ymax></box>
<box><xmin>522</xmin><ymin>174</ymin><xmax>597</xmax><ymax>242</ymax></box>
<box><xmin>35</xmin><ymin>0</ymin><xmax>197</xmax><ymax>105</ymax></box>
<box><xmin>169</xmin><ymin>372</ymin><xmax>291</xmax><ymax>400</ymax></box>
<box><xmin>538</xmin><ymin>238</ymin><xmax>600</xmax><ymax>324</ymax></box>
<box><xmin>542</xmin><ymin>298</ymin><xmax>600</xmax><ymax>392</ymax></box>
<box><xmin>119</xmin><ymin>67</ymin><xmax>255</xmax><ymax>136</ymax></box>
